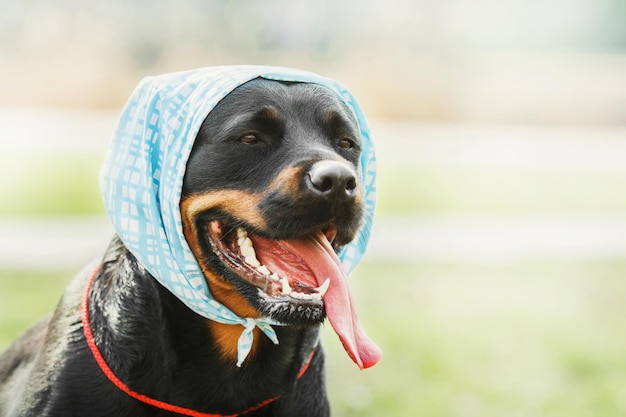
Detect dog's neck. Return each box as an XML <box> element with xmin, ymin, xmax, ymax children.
<box><xmin>89</xmin><ymin>236</ymin><xmax>322</xmax><ymax>414</ymax></box>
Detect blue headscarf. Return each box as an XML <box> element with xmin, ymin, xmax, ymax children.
<box><xmin>100</xmin><ymin>66</ymin><xmax>376</xmax><ymax>366</ymax></box>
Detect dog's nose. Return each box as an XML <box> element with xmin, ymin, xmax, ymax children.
<box><xmin>307</xmin><ymin>160</ymin><xmax>358</xmax><ymax>200</ymax></box>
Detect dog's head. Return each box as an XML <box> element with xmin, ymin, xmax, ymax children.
<box><xmin>101</xmin><ymin>67</ymin><xmax>381</xmax><ymax>369</ymax></box>
<box><xmin>180</xmin><ymin>78</ymin><xmax>364</xmax><ymax>326</ymax></box>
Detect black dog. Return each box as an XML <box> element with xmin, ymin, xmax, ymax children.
<box><xmin>0</xmin><ymin>78</ymin><xmax>372</xmax><ymax>416</ymax></box>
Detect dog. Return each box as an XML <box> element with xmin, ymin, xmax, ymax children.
<box><xmin>0</xmin><ymin>68</ymin><xmax>380</xmax><ymax>416</ymax></box>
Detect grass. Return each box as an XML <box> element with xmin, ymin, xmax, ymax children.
<box><xmin>322</xmin><ymin>260</ymin><xmax>626</xmax><ymax>417</ymax></box>
<box><xmin>0</xmin><ymin>270</ymin><xmax>72</xmax><ymax>348</ymax></box>
<box><xmin>2</xmin><ymin>260</ymin><xmax>626</xmax><ymax>416</ymax></box>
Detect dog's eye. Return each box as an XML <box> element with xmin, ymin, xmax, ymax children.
<box><xmin>239</xmin><ymin>134</ymin><xmax>260</xmax><ymax>145</ymax></box>
<box><xmin>337</xmin><ymin>138</ymin><xmax>356</xmax><ymax>150</ymax></box>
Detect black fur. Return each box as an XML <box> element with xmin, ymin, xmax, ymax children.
<box><xmin>0</xmin><ymin>78</ymin><xmax>364</xmax><ymax>416</ymax></box>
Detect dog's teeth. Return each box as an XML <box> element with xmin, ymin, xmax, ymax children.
<box><xmin>237</xmin><ymin>229</ymin><xmax>253</xmax><ymax>252</ymax></box>
<box><xmin>315</xmin><ymin>278</ymin><xmax>331</xmax><ymax>297</ymax></box>
<box><xmin>241</xmin><ymin>245</ymin><xmax>255</xmax><ymax>259</ymax></box>
<box><xmin>239</xmin><ymin>236</ymin><xmax>253</xmax><ymax>251</ymax></box>
<box><xmin>281</xmin><ymin>276</ymin><xmax>292</xmax><ymax>295</ymax></box>
<box><xmin>289</xmin><ymin>291</ymin><xmax>321</xmax><ymax>301</ymax></box>
<box><xmin>269</xmin><ymin>273</ymin><xmax>280</xmax><ymax>282</ymax></box>
<box><xmin>245</xmin><ymin>255</ymin><xmax>261</xmax><ymax>267</ymax></box>
<box><xmin>257</xmin><ymin>265</ymin><xmax>270</xmax><ymax>276</ymax></box>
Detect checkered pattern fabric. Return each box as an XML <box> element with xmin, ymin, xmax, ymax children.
<box><xmin>99</xmin><ymin>66</ymin><xmax>376</xmax><ymax>366</ymax></box>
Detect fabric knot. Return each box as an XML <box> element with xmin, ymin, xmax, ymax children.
<box><xmin>236</xmin><ymin>318</ymin><xmax>279</xmax><ymax>367</ymax></box>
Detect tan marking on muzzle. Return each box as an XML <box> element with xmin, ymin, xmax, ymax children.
<box><xmin>265</xmin><ymin>165</ymin><xmax>305</xmax><ymax>196</ymax></box>
<box><xmin>180</xmin><ymin>190</ymin><xmax>267</xmax><ymax>362</ymax></box>
<box><xmin>180</xmin><ymin>190</ymin><xmax>266</xmax><ymax>230</ymax></box>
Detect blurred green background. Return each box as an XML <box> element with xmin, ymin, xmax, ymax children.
<box><xmin>2</xmin><ymin>1</ymin><xmax>626</xmax><ymax>416</ymax></box>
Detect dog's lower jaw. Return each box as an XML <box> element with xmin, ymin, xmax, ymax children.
<box><xmin>253</xmin><ymin>291</ymin><xmax>326</xmax><ymax>325</ymax></box>
<box><xmin>201</xmin><ymin>270</ymin><xmax>324</xmax><ymax>364</ymax></box>
<box><xmin>193</xmin><ymin>261</ymin><xmax>322</xmax><ymax>364</ymax></box>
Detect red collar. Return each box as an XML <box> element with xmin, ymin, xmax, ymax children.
<box><xmin>81</xmin><ymin>266</ymin><xmax>314</xmax><ymax>416</ymax></box>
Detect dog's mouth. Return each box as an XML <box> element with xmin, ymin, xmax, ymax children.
<box><xmin>202</xmin><ymin>218</ymin><xmax>381</xmax><ymax>369</ymax></box>
<box><xmin>206</xmin><ymin>220</ymin><xmax>335</xmax><ymax>309</ymax></box>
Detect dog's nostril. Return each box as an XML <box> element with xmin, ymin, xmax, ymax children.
<box><xmin>345</xmin><ymin>177</ymin><xmax>357</xmax><ymax>193</ymax></box>
<box><xmin>307</xmin><ymin>160</ymin><xmax>358</xmax><ymax>199</ymax></box>
<box><xmin>314</xmin><ymin>176</ymin><xmax>335</xmax><ymax>193</ymax></box>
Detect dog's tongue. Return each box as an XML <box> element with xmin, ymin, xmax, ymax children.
<box><xmin>253</xmin><ymin>232</ymin><xmax>382</xmax><ymax>369</ymax></box>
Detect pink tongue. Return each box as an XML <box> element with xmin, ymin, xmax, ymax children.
<box><xmin>253</xmin><ymin>233</ymin><xmax>382</xmax><ymax>369</ymax></box>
